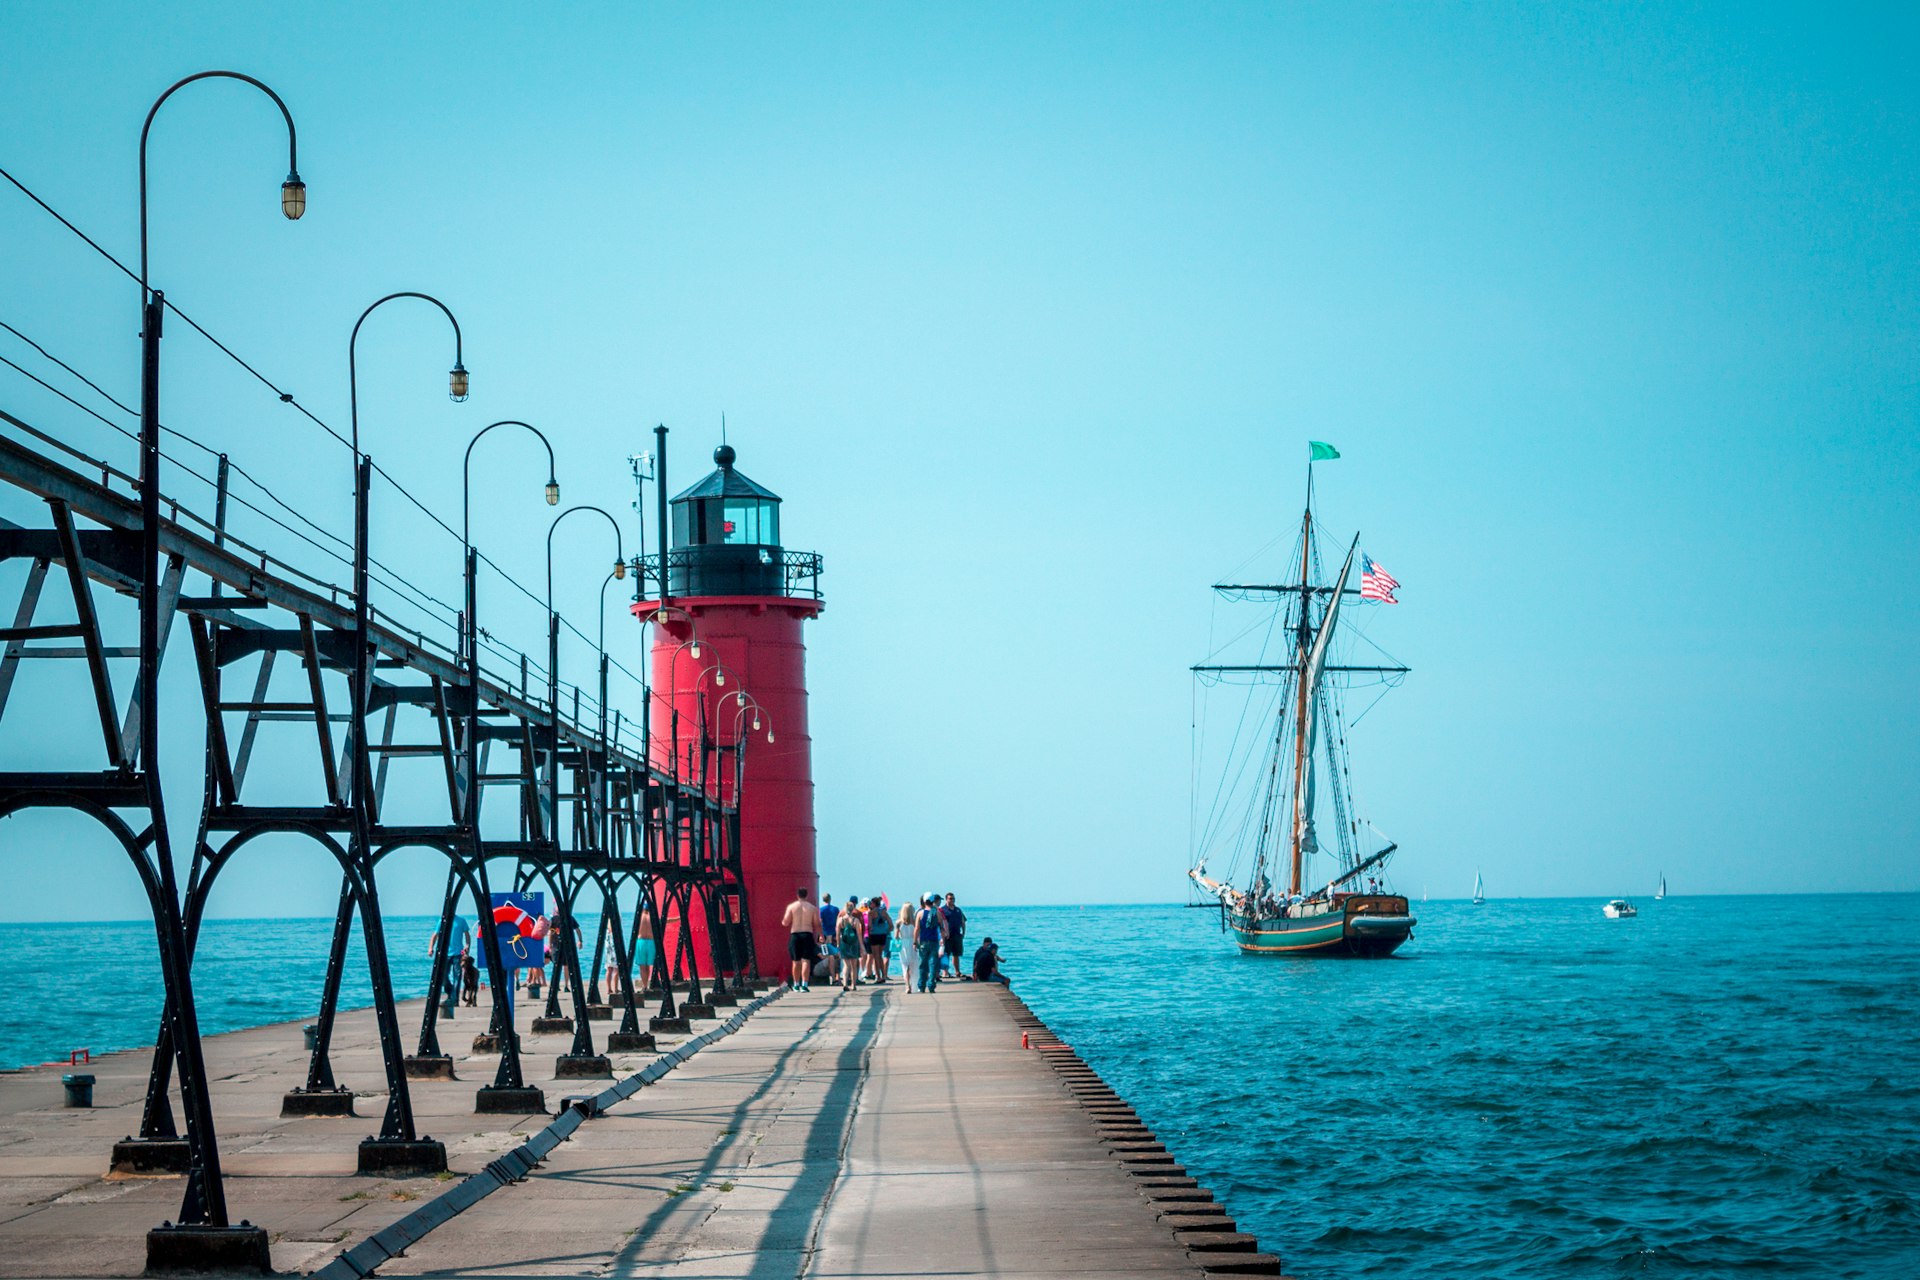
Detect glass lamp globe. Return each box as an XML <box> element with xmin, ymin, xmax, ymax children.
<box><xmin>281</xmin><ymin>175</ymin><xmax>307</xmax><ymax>220</ymax></box>
<box><xmin>449</xmin><ymin>364</ymin><xmax>470</xmax><ymax>401</ymax></box>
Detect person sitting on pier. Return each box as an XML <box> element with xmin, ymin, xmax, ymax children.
<box><xmin>971</xmin><ymin>937</ymin><xmax>1005</xmax><ymax>985</ymax></box>
<box><xmin>781</xmin><ymin>886</ymin><xmax>821</xmax><ymax>992</ymax></box>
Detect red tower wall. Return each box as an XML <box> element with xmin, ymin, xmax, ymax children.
<box><xmin>647</xmin><ymin>597</ymin><xmax>820</xmax><ymax>977</ymax></box>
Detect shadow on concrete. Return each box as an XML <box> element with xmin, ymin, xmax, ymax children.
<box><xmin>602</xmin><ymin>990</ymin><xmax>887</xmax><ymax>1279</ymax></box>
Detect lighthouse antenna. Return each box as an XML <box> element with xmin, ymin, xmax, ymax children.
<box><xmin>654</xmin><ymin>424</ymin><xmax>670</xmax><ymax>614</ymax></box>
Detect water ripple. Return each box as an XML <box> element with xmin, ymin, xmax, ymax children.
<box><xmin>973</xmin><ymin>895</ymin><xmax>1920</xmax><ymax>1280</ymax></box>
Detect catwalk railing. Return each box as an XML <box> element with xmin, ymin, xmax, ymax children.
<box><xmin>0</xmin><ymin>409</ymin><xmax>762</xmax><ymax>1264</ymax></box>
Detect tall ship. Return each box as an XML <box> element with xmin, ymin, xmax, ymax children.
<box><xmin>1188</xmin><ymin>445</ymin><xmax>1416</xmax><ymax>957</ymax></box>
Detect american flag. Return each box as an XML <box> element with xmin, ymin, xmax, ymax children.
<box><xmin>1360</xmin><ymin>554</ymin><xmax>1399</xmax><ymax>604</ymax></box>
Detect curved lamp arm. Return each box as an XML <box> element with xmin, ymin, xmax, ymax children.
<box><xmin>545</xmin><ymin>505</ymin><xmax>627</xmax><ymax>612</ymax></box>
<box><xmin>140</xmin><ymin>70</ymin><xmax>302</xmax><ymax>293</ymax></box>
<box><xmin>463</xmin><ymin>420</ymin><xmax>559</xmax><ymax>550</ymax></box>
<box><xmin>349</xmin><ymin>291</ymin><xmax>467</xmax><ymax>457</ymax></box>
<box><xmin>726</xmin><ymin>692</ymin><xmax>774</xmax><ymax>743</ymax></box>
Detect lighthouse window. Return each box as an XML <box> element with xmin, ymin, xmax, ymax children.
<box><xmin>722</xmin><ymin>500</ymin><xmax>777</xmax><ymax>545</ymax></box>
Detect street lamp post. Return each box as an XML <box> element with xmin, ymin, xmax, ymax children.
<box><xmin>133</xmin><ymin>71</ymin><xmax>301</xmax><ymax>1256</ymax></box>
<box><xmin>544</xmin><ymin>506</ymin><xmax>625</xmax><ymax>1064</ymax></box>
<box><xmin>403</xmin><ymin>422</ymin><xmax>559</xmax><ymax>1099</ymax></box>
<box><xmin>339</xmin><ymin>292</ymin><xmax>465</xmax><ymax>1170</ymax></box>
<box><xmin>720</xmin><ymin>693</ymin><xmax>773</xmax><ymax>991</ymax></box>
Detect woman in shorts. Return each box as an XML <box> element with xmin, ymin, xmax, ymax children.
<box><xmin>863</xmin><ymin>897</ymin><xmax>891</xmax><ymax>982</ymax></box>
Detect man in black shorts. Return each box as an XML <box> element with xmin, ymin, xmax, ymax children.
<box><xmin>781</xmin><ymin>886</ymin><xmax>821</xmax><ymax>991</ymax></box>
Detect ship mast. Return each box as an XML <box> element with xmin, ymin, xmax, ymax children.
<box><xmin>1287</xmin><ymin>477</ymin><xmax>1313</xmax><ymax>896</ymax></box>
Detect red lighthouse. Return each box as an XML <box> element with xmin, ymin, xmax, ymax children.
<box><xmin>645</xmin><ymin>444</ymin><xmax>821</xmax><ymax>978</ymax></box>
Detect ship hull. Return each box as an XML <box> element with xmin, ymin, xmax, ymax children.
<box><xmin>1226</xmin><ymin>895</ymin><xmax>1414</xmax><ymax>958</ymax></box>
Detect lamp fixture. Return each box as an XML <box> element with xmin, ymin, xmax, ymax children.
<box><xmin>614</xmin><ymin>560</ymin><xmax>627</xmax><ymax>581</ymax></box>
<box><xmin>281</xmin><ymin>173</ymin><xmax>306</xmax><ymax>220</ymax></box>
<box><xmin>449</xmin><ymin>363</ymin><xmax>469</xmax><ymax>401</ymax></box>
<box><xmin>544</xmin><ymin>479</ymin><xmax>560</xmax><ymax>506</ymax></box>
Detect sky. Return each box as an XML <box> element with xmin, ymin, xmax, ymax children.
<box><xmin>0</xmin><ymin>2</ymin><xmax>1914</xmax><ymax>922</ymax></box>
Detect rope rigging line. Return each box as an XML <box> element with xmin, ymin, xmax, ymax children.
<box><xmin>0</xmin><ymin>170</ymin><xmax>657</xmax><ymax>716</ymax></box>
<box><xmin>0</xmin><ymin>164</ymin><xmax>625</xmax><ymax>667</ymax></box>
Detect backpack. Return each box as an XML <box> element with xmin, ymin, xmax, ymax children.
<box><xmin>916</xmin><ymin>908</ymin><xmax>940</xmax><ymax>945</ymax></box>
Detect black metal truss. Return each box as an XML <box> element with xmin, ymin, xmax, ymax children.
<box><xmin>0</xmin><ymin>424</ymin><xmax>756</xmax><ymax>1230</ymax></box>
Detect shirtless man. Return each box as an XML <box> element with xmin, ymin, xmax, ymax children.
<box><xmin>781</xmin><ymin>886</ymin><xmax>822</xmax><ymax>991</ymax></box>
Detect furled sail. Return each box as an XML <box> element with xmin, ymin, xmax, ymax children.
<box><xmin>1292</xmin><ymin>539</ymin><xmax>1358</xmax><ymax>869</ymax></box>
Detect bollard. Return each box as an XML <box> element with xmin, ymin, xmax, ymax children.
<box><xmin>62</xmin><ymin>1073</ymin><xmax>95</xmax><ymax>1107</ymax></box>
<box><xmin>303</xmin><ymin>1024</ymin><xmax>320</xmax><ymax>1052</ymax></box>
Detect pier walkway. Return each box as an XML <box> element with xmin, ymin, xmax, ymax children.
<box><xmin>0</xmin><ymin>983</ymin><xmax>1271</xmax><ymax>1278</ymax></box>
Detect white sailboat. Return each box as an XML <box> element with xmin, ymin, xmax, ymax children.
<box><xmin>1471</xmin><ymin>871</ymin><xmax>1485</xmax><ymax>905</ymax></box>
<box><xmin>1655</xmin><ymin>872</ymin><xmax>1667</xmax><ymax>900</ymax></box>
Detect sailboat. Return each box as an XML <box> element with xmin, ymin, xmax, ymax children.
<box><xmin>1655</xmin><ymin>872</ymin><xmax>1667</xmax><ymax>900</ymax></box>
<box><xmin>1472</xmin><ymin>871</ymin><xmax>1485</xmax><ymax>905</ymax></box>
<box><xmin>1188</xmin><ymin>448</ymin><xmax>1415</xmax><ymax>958</ymax></box>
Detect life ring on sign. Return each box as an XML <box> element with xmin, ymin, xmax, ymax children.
<box><xmin>492</xmin><ymin>904</ymin><xmax>538</xmax><ymax>963</ymax></box>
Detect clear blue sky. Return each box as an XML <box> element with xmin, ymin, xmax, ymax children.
<box><xmin>0</xmin><ymin>2</ymin><xmax>1914</xmax><ymax>921</ymax></box>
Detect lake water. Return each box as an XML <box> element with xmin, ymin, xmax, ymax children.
<box><xmin>970</xmin><ymin>896</ymin><xmax>1920</xmax><ymax>1280</ymax></box>
<box><xmin>0</xmin><ymin>915</ymin><xmax>439</xmax><ymax>1070</ymax></box>
<box><xmin>3</xmin><ymin>898</ymin><xmax>1915</xmax><ymax>1279</ymax></box>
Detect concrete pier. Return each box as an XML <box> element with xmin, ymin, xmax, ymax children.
<box><xmin>0</xmin><ymin>982</ymin><xmax>1285</xmax><ymax>1277</ymax></box>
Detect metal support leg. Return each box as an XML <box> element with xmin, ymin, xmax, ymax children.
<box><xmin>281</xmin><ymin>878</ymin><xmax>356</xmax><ymax>1117</ymax></box>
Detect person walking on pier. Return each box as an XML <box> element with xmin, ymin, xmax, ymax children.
<box><xmin>914</xmin><ymin>894</ymin><xmax>944</xmax><ymax>993</ymax></box>
<box><xmin>634</xmin><ymin>911</ymin><xmax>658</xmax><ymax>995</ymax></box>
<box><xmin>782</xmin><ymin>886</ymin><xmax>821</xmax><ymax>991</ymax></box>
<box><xmin>940</xmin><ymin>893</ymin><xmax>967</xmax><ymax>979</ymax></box>
<box><xmin>864</xmin><ymin>896</ymin><xmax>893</xmax><ymax>983</ymax></box>
<box><xmin>819</xmin><ymin>894</ymin><xmax>841</xmax><ymax>986</ymax></box>
<box><xmin>896</xmin><ymin>898</ymin><xmax>919</xmax><ymax>991</ymax></box>
<box><xmin>836</xmin><ymin>904</ymin><xmax>864</xmax><ymax>991</ymax></box>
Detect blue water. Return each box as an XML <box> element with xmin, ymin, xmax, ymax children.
<box><xmin>4</xmin><ymin>901</ymin><xmax>1916</xmax><ymax>1278</ymax></box>
<box><xmin>0</xmin><ymin>916</ymin><xmax>438</xmax><ymax>1070</ymax></box>
<box><xmin>970</xmin><ymin>896</ymin><xmax>1920</xmax><ymax>1280</ymax></box>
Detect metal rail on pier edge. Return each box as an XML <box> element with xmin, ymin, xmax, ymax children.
<box><xmin>0</xmin><ymin>415</ymin><xmax>761</xmax><ymax>1270</ymax></box>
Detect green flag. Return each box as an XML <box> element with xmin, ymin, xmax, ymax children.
<box><xmin>1308</xmin><ymin>441</ymin><xmax>1340</xmax><ymax>462</ymax></box>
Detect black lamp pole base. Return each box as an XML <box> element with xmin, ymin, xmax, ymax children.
<box><xmin>110</xmin><ymin>1136</ymin><xmax>190</xmax><ymax>1175</ymax></box>
<box><xmin>281</xmin><ymin>1088</ymin><xmax>356</xmax><ymax>1117</ymax></box>
<box><xmin>474</xmin><ymin>1085</ymin><xmax>547</xmax><ymax>1115</ymax></box>
<box><xmin>146</xmin><ymin>1222</ymin><xmax>272</xmax><ymax>1275</ymax></box>
<box><xmin>356</xmin><ymin>1136</ymin><xmax>448</xmax><ymax>1177</ymax></box>
<box><xmin>555</xmin><ymin>1054</ymin><xmax>612</xmax><ymax>1079</ymax></box>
